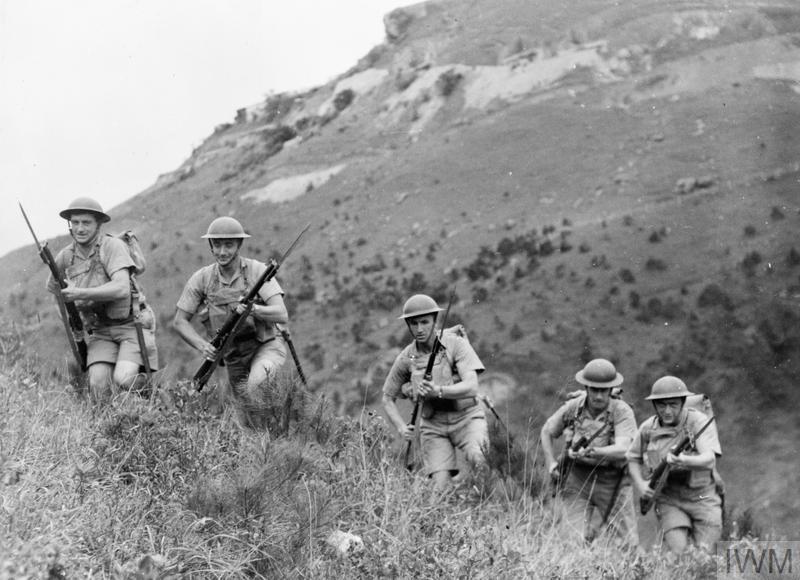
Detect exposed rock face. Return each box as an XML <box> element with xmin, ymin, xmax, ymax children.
<box><xmin>383</xmin><ymin>4</ymin><xmax>428</xmax><ymax>42</ymax></box>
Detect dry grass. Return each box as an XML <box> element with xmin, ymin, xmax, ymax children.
<box><xmin>0</xmin><ymin>354</ymin><xmax>745</xmax><ymax>580</ymax></box>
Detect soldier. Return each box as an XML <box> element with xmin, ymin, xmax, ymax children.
<box><xmin>541</xmin><ymin>358</ymin><xmax>639</xmax><ymax>547</ymax></box>
<box><xmin>173</xmin><ymin>217</ymin><xmax>288</xmax><ymax>432</ymax></box>
<box><xmin>381</xmin><ymin>294</ymin><xmax>488</xmax><ymax>491</ymax></box>
<box><xmin>627</xmin><ymin>376</ymin><xmax>722</xmax><ymax>554</ymax></box>
<box><xmin>47</xmin><ymin>197</ymin><xmax>158</xmax><ymax>401</ymax></box>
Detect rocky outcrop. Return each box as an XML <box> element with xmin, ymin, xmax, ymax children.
<box><xmin>383</xmin><ymin>4</ymin><xmax>428</xmax><ymax>42</ymax></box>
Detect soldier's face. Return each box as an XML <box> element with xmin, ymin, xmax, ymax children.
<box><xmin>407</xmin><ymin>314</ymin><xmax>436</xmax><ymax>344</ymax></box>
<box><xmin>210</xmin><ymin>239</ymin><xmax>242</xmax><ymax>266</ymax></box>
<box><xmin>69</xmin><ymin>213</ymin><xmax>100</xmax><ymax>245</ymax></box>
<box><xmin>585</xmin><ymin>386</ymin><xmax>610</xmax><ymax>413</ymax></box>
<box><xmin>654</xmin><ymin>398</ymin><xmax>684</xmax><ymax>426</ymax></box>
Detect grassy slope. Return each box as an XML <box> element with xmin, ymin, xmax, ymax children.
<box><xmin>0</xmin><ymin>366</ymin><xmax>732</xmax><ymax>578</ymax></box>
<box><xmin>2</xmin><ymin>0</ymin><xmax>799</xmax><ymax>539</ymax></box>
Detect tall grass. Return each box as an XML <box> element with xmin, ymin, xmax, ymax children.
<box><xmin>0</xmin><ymin>356</ymin><xmax>748</xmax><ymax>579</ymax></box>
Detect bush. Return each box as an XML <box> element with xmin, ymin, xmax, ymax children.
<box><xmin>786</xmin><ymin>247</ymin><xmax>800</xmax><ymax>267</ymax></box>
<box><xmin>697</xmin><ymin>284</ymin><xmax>734</xmax><ymax>310</ymax></box>
<box><xmin>435</xmin><ymin>69</ymin><xmax>463</xmax><ymax>97</ymax></box>
<box><xmin>333</xmin><ymin>89</ymin><xmax>356</xmax><ymax>111</ymax></box>
<box><xmin>619</xmin><ymin>268</ymin><xmax>636</xmax><ymax>284</ymax></box>
<box><xmin>645</xmin><ymin>258</ymin><xmax>668</xmax><ymax>272</ymax></box>
<box><xmin>740</xmin><ymin>251</ymin><xmax>762</xmax><ymax>276</ymax></box>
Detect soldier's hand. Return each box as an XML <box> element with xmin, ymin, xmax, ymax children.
<box><xmin>199</xmin><ymin>341</ymin><xmax>217</xmax><ymax>361</ymax></box>
<box><xmin>418</xmin><ymin>378</ymin><xmax>436</xmax><ymax>399</ymax></box>
<box><xmin>548</xmin><ymin>460</ymin><xmax>560</xmax><ymax>478</ymax></box>
<box><xmin>60</xmin><ymin>280</ymin><xmax>82</xmax><ymax>302</ymax></box>
<box><xmin>233</xmin><ymin>303</ymin><xmax>250</xmax><ymax>316</ymax></box>
<box><xmin>399</xmin><ymin>423</ymin><xmax>414</xmax><ymax>441</ymax></box>
<box><xmin>636</xmin><ymin>481</ymin><xmax>655</xmax><ymax>499</ymax></box>
<box><xmin>665</xmin><ymin>452</ymin><xmax>684</xmax><ymax>468</ymax></box>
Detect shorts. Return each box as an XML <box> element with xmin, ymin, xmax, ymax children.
<box><xmin>420</xmin><ymin>405</ymin><xmax>488</xmax><ymax>476</ymax></box>
<box><xmin>561</xmin><ymin>465</ymin><xmax>638</xmax><ymax>546</ymax></box>
<box><xmin>225</xmin><ymin>337</ymin><xmax>287</xmax><ymax>388</ymax></box>
<box><xmin>87</xmin><ymin>322</ymin><xmax>159</xmax><ymax>370</ymax></box>
<box><xmin>656</xmin><ymin>484</ymin><xmax>722</xmax><ymax>548</ymax></box>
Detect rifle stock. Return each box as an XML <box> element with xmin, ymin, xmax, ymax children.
<box><xmin>192</xmin><ymin>224</ymin><xmax>309</xmax><ymax>391</ymax></box>
<box><xmin>639</xmin><ymin>415</ymin><xmax>716</xmax><ymax>515</ymax></box>
<box><xmin>19</xmin><ymin>203</ymin><xmax>88</xmax><ymax>371</ymax></box>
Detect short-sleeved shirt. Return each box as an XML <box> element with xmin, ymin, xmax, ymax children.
<box><xmin>46</xmin><ymin>235</ymin><xmax>135</xmax><ymax>326</ymax></box>
<box><xmin>176</xmin><ymin>257</ymin><xmax>284</xmax><ymax>343</ymax></box>
<box><xmin>627</xmin><ymin>407</ymin><xmax>721</xmax><ymax>471</ymax></box>
<box><xmin>543</xmin><ymin>393</ymin><xmax>637</xmax><ymax>452</ymax></box>
<box><xmin>382</xmin><ymin>331</ymin><xmax>484</xmax><ymax>399</ymax></box>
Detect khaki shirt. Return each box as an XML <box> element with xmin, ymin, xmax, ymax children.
<box><xmin>382</xmin><ymin>331</ymin><xmax>484</xmax><ymax>399</ymax></box>
<box><xmin>543</xmin><ymin>393</ymin><xmax>637</xmax><ymax>461</ymax></box>
<box><xmin>46</xmin><ymin>235</ymin><xmax>135</xmax><ymax>328</ymax></box>
<box><xmin>627</xmin><ymin>407</ymin><xmax>721</xmax><ymax>488</ymax></box>
<box><xmin>177</xmin><ymin>257</ymin><xmax>283</xmax><ymax>343</ymax></box>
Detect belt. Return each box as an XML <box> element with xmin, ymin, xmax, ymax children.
<box><xmin>430</xmin><ymin>397</ymin><xmax>478</xmax><ymax>413</ymax></box>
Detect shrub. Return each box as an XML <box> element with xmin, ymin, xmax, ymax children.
<box><xmin>333</xmin><ymin>89</ymin><xmax>356</xmax><ymax>111</ymax></box>
<box><xmin>619</xmin><ymin>268</ymin><xmax>636</xmax><ymax>284</ymax></box>
<box><xmin>473</xmin><ymin>286</ymin><xmax>489</xmax><ymax>303</ymax></box>
<box><xmin>435</xmin><ymin>69</ymin><xmax>463</xmax><ymax>97</ymax></box>
<box><xmin>741</xmin><ymin>251</ymin><xmax>762</xmax><ymax>276</ymax></box>
<box><xmin>697</xmin><ymin>284</ymin><xmax>734</xmax><ymax>310</ymax></box>
<box><xmin>645</xmin><ymin>258</ymin><xmax>668</xmax><ymax>271</ymax></box>
<box><xmin>786</xmin><ymin>247</ymin><xmax>800</xmax><ymax>267</ymax></box>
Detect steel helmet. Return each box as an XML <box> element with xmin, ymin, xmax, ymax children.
<box><xmin>575</xmin><ymin>358</ymin><xmax>624</xmax><ymax>388</ymax></box>
<box><xmin>645</xmin><ymin>376</ymin><xmax>695</xmax><ymax>400</ymax></box>
<box><xmin>398</xmin><ymin>294</ymin><xmax>443</xmax><ymax>320</ymax></box>
<box><xmin>201</xmin><ymin>217</ymin><xmax>251</xmax><ymax>239</ymax></box>
<box><xmin>59</xmin><ymin>197</ymin><xmax>110</xmax><ymax>223</ymax></box>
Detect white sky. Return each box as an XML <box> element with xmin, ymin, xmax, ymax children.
<box><xmin>0</xmin><ymin>0</ymin><xmax>413</xmax><ymax>257</ymax></box>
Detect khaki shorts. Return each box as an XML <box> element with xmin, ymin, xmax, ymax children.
<box><xmin>225</xmin><ymin>337</ymin><xmax>287</xmax><ymax>388</ymax></box>
<box><xmin>560</xmin><ymin>466</ymin><xmax>638</xmax><ymax>546</ymax></box>
<box><xmin>419</xmin><ymin>405</ymin><xmax>488</xmax><ymax>476</ymax></box>
<box><xmin>87</xmin><ymin>322</ymin><xmax>159</xmax><ymax>370</ymax></box>
<box><xmin>86</xmin><ymin>322</ymin><xmax>158</xmax><ymax>370</ymax></box>
<box><xmin>656</xmin><ymin>484</ymin><xmax>722</xmax><ymax>548</ymax></box>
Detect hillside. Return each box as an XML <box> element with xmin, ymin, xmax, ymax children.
<box><xmin>3</xmin><ymin>0</ymin><xmax>800</xmax><ymax>537</ymax></box>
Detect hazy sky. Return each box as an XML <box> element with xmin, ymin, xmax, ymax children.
<box><xmin>0</xmin><ymin>0</ymin><xmax>412</xmax><ymax>257</ymax></box>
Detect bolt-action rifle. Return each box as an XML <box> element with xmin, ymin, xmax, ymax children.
<box><xmin>19</xmin><ymin>202</ymin><xmax>88</xmax><ymax>371</ymax></box>
<box><xmin>404</xmin><ymin>288</ymin><xmax>456</xmax><ymax>470</ymax></box>
<box><xmin>192</xmin><ymin>223</ymin><xmax>310</xmax><ymax>391</ymax></box>
<box><xmin>639</xmin><ymin>414</ymin><xmax>716</xmax><ymax>515</ymax></box>
<box><xmin>552</xmin><ymin>421</ymin><xmax>609</xmax><ymax>496</ymax></box>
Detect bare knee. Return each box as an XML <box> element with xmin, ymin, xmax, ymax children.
<box><xmin>113</xmin><ymin>361</ymin><xmax>142</xmax><ymax>388</ymax></box>
<box><xmin>88</xmin><ymin>364</ymin><xmax>113</xmax><ymax>400</ymax></box>
<box><xmin>663</xmin><ymin>528</ymin><xmax>689</xmax><ymax>554</ymax></box>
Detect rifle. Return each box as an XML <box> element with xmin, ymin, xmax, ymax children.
<box><xmin>552</xmin><ymin>420</ymin><xmax>609</xmax><ymax>496</ymax></box>
<box><xmin>278</xmin><ymin>324</ymin><xmax>307</xmax><ymax>388</ymax></box>
<box><xmin>192</xmin><ymin>223</ymin><xmax>310</xmax><ymax>391</ymax></box>
<box><xmin>19</xmin><ymin>202</ymin><xmax>88</xmax><ymax>371</ymax></box>
<box><xmin>639</xmin><ymin>414</ymin><xmax>716</xmax><ymax>515</ymax></box>
<box><xmin>404</xmin><ymin>288</ymin><xmax>456</xmax><ymax>470</ymax></box>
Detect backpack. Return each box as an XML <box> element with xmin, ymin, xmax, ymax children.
<box><xmin>109</xmin><ymin>231</ymin><xmax>147</xmax><ymax>276</ymax></box>
<box><xmin>98</xmin><ymin>232</ymin><xmax>151</xmax><ymax>315</ymax></box>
